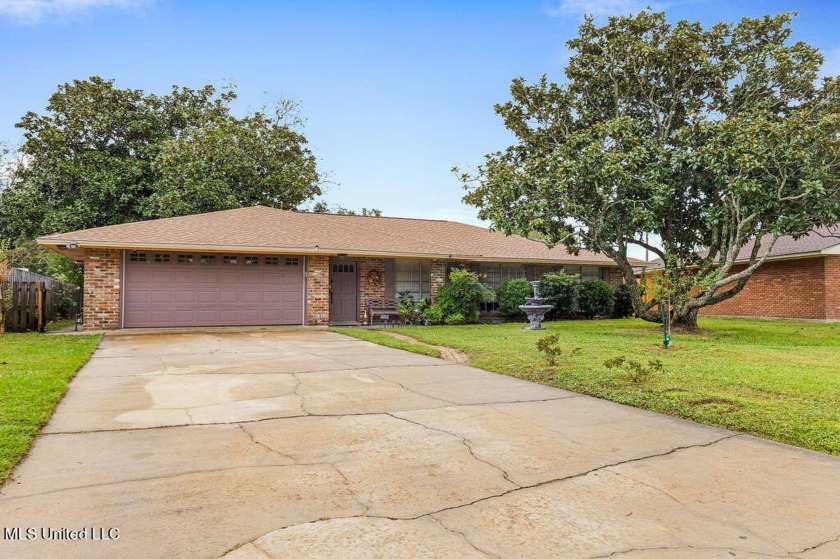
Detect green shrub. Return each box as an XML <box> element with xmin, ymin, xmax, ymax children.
<box><xmin>435</xmin><ymin>284</ymin><xmax>456</xmax><ymax>318</ymax></box>
<box><xmin>612</xmin><ymin>283</ymin><xmax>634</xmax><ymax>318</ymax></box>
<box><xmin>397</xmin><ymin>291</ymin><xmax>429</xmax><ymax>324</ymax></box>
<box><xmin>496</xmin><ymin>278</ymin><xmax>533</xmax><ymax>317</ymax></box>
<box><xmin>56</xmin><ymin>294</ymin><xmax>79</xmax><ymax>319</ymax></box>
<box><xmin>539</xmin><ymin>271</ymin><xmax>580</xmax><ymax>318</ymax></box>
<box><xmin>424</xmin><ymin>305</ymin><xmax>444</xmax><ymax>324</ymax></box>
<box><xmin>443</xmin><ymin>312</ymin><xmax>466</xmax><ymax>325</ymax></box>
<box><xmin>536</xmin><ymin>333</ymin><xmax>581</xmax><ymax>366</ymax></box>
<box><xmin>418</xmin><ymin>298</ymin><xmax>430</xmax><ymax>314</ymax></box>
<box><xmin>435</xmin><ymin>268</ymin><xmax>490</xmax><ymax>324</ymax></box>
<box><xmin>578</xmin><ymin>279</ymin><xmax>615</xmax><ymax>318</ymax></box>
<box><xmin>603</xmin><ymin>356</ymin><xmax>664</xmax><ymax>383</ymax></box>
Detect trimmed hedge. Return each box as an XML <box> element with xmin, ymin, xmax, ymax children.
<box><xmin>496</xmin><ymin>278</ymin><xmax>534</xmax><ymax>317</ymax></box>
<box><xmin>434</xmin><ymin>268</ymin><xmax>490</xmax><ymax>324</ymax></box>
<box><xmin>612</xmin><ymin>283</ymin><xmax>634</xmax><ymax>318</ymax></box>
<box><xmin>539</xmin><ymin>271</ymin><xmax>580</xmax><ymax>318</ymax></box>
<box><xmin>578</xmin><ymin>279</ymin><xmax>615</xmax><ymax>318</ymax></box>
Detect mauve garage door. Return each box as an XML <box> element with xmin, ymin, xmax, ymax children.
<box><xmin>123</xmin><ymin>252</ymin><xmax>304</xmax><ymax>327</ymax></box>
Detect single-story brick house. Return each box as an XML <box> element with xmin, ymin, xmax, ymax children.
<box><xmin>37</xmin><ymin>205</ymin><xmax>627</xmax><ymax>329</ymax></box>
<box><xmin>639</xmin><ymin>227</ymin><xmax>840</xmax><ymax>321</ymax></box>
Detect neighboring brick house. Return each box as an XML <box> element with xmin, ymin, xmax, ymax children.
<box><xmin>700</xmin><ymin>228</ymin><xmax>840</xmax><ymax>320</ymax></box>
<box><xmin>37</xmin><ymin>206</ymin><xmax>628</xmax><ymax>329</ymax></box>
<box><xmin>640</xmin><ymin>227</ymin><xmax>840</xmax><ymax>321</ymax></box>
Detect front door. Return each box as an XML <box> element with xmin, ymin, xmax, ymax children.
<box><xmin>330</xmin><ymin>260</ymin><xmax>358</xmax><ymax>323</ymax></box>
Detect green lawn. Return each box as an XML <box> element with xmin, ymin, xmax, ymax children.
<box><xmin>387</xmin><ymin>318</ymin><xmax>840</xmax><ymax>455</ymax></box>
<box><xmin>0</xmin><ymin>333</ymin><xmax>101</xmax><ymax>484</ymax></box>
<box><xmin>329</xmin><ymin>328</ymin><xmax>442</xmax><ymax>358</ymax></box>
<box><xmin>44</xmin><ymin>319</ymin><xmax>77</xmax><ymax>332</ymax></box>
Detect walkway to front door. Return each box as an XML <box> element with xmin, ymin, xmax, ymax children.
<box><xmin>329</xmin><ymin>260</ymin><xmax>358</xmax><ymax>323</ymax></box>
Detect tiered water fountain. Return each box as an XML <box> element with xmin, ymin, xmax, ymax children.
<box><xmin>519</xmin><ymin>281</ymin><xmax>553</xmax><ymax>330</ymax></box>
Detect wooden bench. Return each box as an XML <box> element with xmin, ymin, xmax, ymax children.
<box><xmin>366</xmin><ymin>298</ymin><xmax>399</xmax><ymax>325</ymax></box>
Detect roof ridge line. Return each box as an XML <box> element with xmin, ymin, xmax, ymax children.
<box><xmin>293</xmin><ymin>209</ymin><xmax>456</xmax><ymax>224</ymax></box>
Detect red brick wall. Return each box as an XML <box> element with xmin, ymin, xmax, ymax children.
<box><xmin>358</xmin><ymin>258</ymin><xmax>386</xmax><ymax>321</ymax></box>
<box><xmin>306</xmin><ymin>255</ymin><xmax>330</xmax><ymax>325</ymax></box>
<box><xmin>83</xmin><ymin>248</ymin><xmax>122</xmax><ymax>330</ymax></box>
<box><xmin>430</xmin><ymin>260</ymin><xmax>447</xmax><ymax>303</ymax></box>
<box><xmin>825</xmin><ymin>256</ymin><xmax>840</xmax><ymax>320</ymax></box>
<box><xmin>602</xmin><ymin>267</ymin><xmax>623</xmax><ymax>288</ymax></box>
<box><xmin>701</xmin><ymin>258</ymin><xmax>827</xmax><ymax>320</ymax></box>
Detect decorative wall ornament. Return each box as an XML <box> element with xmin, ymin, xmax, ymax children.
<box><xmin>367</xmin><ymin>269</ymin><xmax>382</xmax><ymax>287</ymax></box>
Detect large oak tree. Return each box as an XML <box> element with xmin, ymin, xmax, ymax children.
<box><xmin>0</xmin><ymin>77</ymin><xmax>322</xmax><ymax>240</ymax></box>
<box><xmin>459</xmin><ymin>11</ymin><xmax>840</xmax><ymax>327</ymax></box>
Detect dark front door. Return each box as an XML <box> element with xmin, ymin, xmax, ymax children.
<box><xmin>330</xmin><ymin>260</ymin><xmax>358</xmax><ymax>323</ymax></box>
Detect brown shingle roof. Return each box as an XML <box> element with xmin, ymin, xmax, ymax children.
<box><xmin>37</xmin><ymin>205</ymin><xmax>627</xmax><ymax>265</ymax></box>
<box><xmin>726</xmin><ymin>226</ymin><xmax>840</xmax><ymax>260</ymax></box>
<box><xmin>642</xmin><ymin>225</ymin><xmax>840</xmax><ymax>269</ymax></box>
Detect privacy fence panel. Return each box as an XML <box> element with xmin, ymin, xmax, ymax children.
<box><xmin>2</xmin><ymin>269</ymin><xmax>83</xmax><ymax>333</ymax></box>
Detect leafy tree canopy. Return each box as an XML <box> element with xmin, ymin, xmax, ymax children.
<box><xmin>0</xmin><ymin>77</ymin><xmax>323</xmax><ymax>240</ymax></box>
<box><xmin>311</xmin><ymin>202</ymin><xmax>383</xmax><ymax>216</ymax></box>
<box><xmin>459</xmin><ymin>11</ymin><xmax>840</xmax><ymax>327</ymax></box>
<box><xmin>4</xmin><ymin>239</ymin><xmax>82</xmax><ymax>286</ymax></box>
<box><xmin>147</xmin><ymin>100</ymin><xmax>320</xmax><ymax>217</ymax></box>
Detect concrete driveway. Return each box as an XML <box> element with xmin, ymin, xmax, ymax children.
<box><xmin>1</xmin><ymin>329</ymin><xmax>838</xmax><ymax>559</ymax></box>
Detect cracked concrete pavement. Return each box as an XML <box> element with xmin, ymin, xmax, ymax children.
<box><xmin>0</xmin><ymin>328</ymin><xmax>838</xmax><ymax>559</ymax></box>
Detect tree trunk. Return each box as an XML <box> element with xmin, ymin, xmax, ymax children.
<box><xmin>672</xmin><ymin>307</ymin><xmax>699</xmax><ymax>329</ymax></box>
<box><xmin>608</xmin><ymin>253</ymin><xmax>661</xmax><ymax>324</ymax></box>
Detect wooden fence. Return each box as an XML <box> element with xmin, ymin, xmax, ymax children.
<box><xmin>2</xmin><ymin>269</ymin><xmax>83</xmax><ymax>333</ymax></box>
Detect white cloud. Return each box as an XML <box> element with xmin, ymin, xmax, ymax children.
<box><xmin>545</xmin><ymin>0</ymin><xmax>663</xmax><ymax>19</ymax></box>
<box><xmin>0</xmin><ymin>0</ymin><xmax>154</xmax><ymax>24</ymax></box>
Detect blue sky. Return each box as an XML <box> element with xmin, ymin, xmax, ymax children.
<box><xmin>2</xmin><ymin>0</ymin><xmax>839</xmax><ymax>232</ymax></box>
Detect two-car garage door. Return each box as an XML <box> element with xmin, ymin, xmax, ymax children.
<box><xmin>123</xmin><ymin>252</ymin><xmax>304</xmax><ymax>328</ymax></box>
